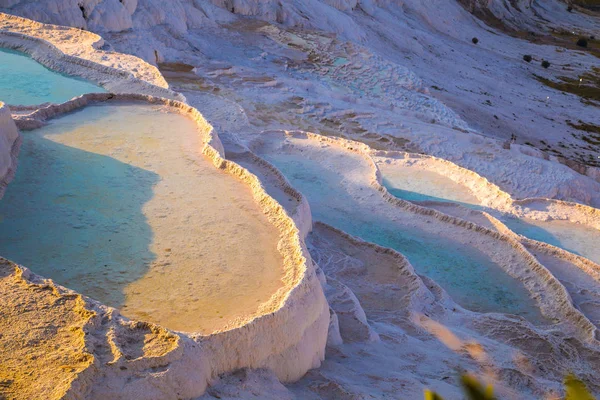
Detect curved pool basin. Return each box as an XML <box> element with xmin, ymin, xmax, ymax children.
<box><xmin>0</xmin><ymin>103</ymin><xmax>285</xmax><ymax>333</ymax></box>
<box><xmin>503</xmin><ymin>217</ymin><xmax>600</xmax><ymax>265</ymax></box>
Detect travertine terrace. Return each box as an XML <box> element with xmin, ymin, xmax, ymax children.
<box><xmin>1</xmin><ymin>2</ymin><xmax>600</xmax><ymax>399</ymax></box>
<box><xmin>0</xmin><ymin>15</ymin><xmax>328</xmax><ymax>400</ymax></box>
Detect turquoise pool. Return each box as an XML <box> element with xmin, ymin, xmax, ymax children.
<box><xmin>502</xmin><ymin>217</ymin><xmax>600</xmax><ymax>265</ymax></box>
<box><xmin>0</xmin><ymin>48</ymin><xmax>105</xmax><ymax>106</ymax></box>
<box><xmin>377</xmin><ymin>161</ymin><xmax>600</xmax><ymax>265</ymax></box>
<box><xmin>260</xmin><ymin>147</ymin><xmax>546</xmax><ymax>323</ymax></box>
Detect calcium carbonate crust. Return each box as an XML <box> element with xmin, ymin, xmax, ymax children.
<box><xmin>0</xmin><ymin>102</ymin><xmax>20</xmax><ymax>199</ymax></box>
<box><xmin>3</xmin><ymin>7</ymin><xmax>600</xmax><ymax>400</ymax></box>
<box><xmin>8</xmin><ymin>93</ymin><xmax>329</xmax><ymax>399</ymax></box>
<box><xmin>370</xmin><ymin>151</ymin><xmax>600</xmax><ymax>230</ymax></box>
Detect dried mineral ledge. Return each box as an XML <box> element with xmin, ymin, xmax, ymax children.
<box><xmin>371</xmin><ymin>151</ymin><xmax>600</xmax><ymax>328</ymax></box>
<box><xmin>0</xmin><ymin>102</ymin><xmax>20</xmax><ymax>197</ymax></box>
<box><xmin>0</xmin><ymin>19</ymin><xmax>328</xmax><ymax>400</ymax></box>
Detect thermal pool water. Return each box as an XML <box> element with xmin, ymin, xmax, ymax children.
<box><xmin>376</xmin><ymin>160</ymin><xmax>600</xmax><ymax>266</ymax></box>
<box><xmin>0</xmin><ymin>48</ymin><xmax>105</xmax><ymax>106</ymax></box>
<box><xmin>377</xmin><ymin>161</ymin><xmax>480</xmax><ymax>207</ymax></box>
<box><xmin>0</xmin><ymin>103</ymin><xmax>284</xmax><ymax>333</ymax></box>
<box><xmin>503</xmin><ymin>217</ymin><xmax>600</xmax><ymax>265</ymax></box>
<box><xmin>256</xmin><ymin>135</ymin><xmax>546</xmax><ymax>323</ymax></box>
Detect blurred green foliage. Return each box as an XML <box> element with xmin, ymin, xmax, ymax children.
<box><xmin>424</xmin><ymin>373</ymin><xmax>596</xmax><ymax>400</ymax></box>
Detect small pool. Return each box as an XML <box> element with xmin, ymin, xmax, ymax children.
<box><xmin>0</xmin><ymin>48</ymin><xmax>105</xmax><ymax>106</ymax></box>
<box><xmin>377</xmin><ymin>160</ymin><xmax>480</xmax><ymax>207</ymax></box>
<box><xmin>378</xmin><ymin>160</ymin><xmax>600</xmax><ymax>265</ymax></box>
<box><xmin>0</xmin><ymin>103</ymin><xmax>284</xmax><ymax>333</ymax></box>
<box><xmin>503</xmin><ymin>217</ymin><xmax>600</xmax><ymax>265</ymax></box>
<box><xmin>258</xmin><ymin>139</ymin><xmax>545</xmax><ymax>323</ymax></box>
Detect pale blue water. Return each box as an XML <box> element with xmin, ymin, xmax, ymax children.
<box><xmin>0</xmin><ymin>107</ymin><xmax>157</xmax><ymax>307</ymax></box>
<box><xmin>384</xmin><ymin>184</ymin><xmax>442</xmax><ymax>203</ymax></box>
<box><xmin>262</xmin><ymin>151</ymin><xmax>546</xmax><ymax>323</ymax></box>
<box><xmin>383</xmin><ymin>183</ymin><xmax>483</xmax><ymax>211</ymax></box>
<box><xmin>381</xmin><ymin>174</ymin><xmax>599</xmax><ymax>264</ymax></box>
<box><xmin>503</xmin><ymin>218</ymin><xmax>564</xmax><ymax>249</ymax></box>
<box><xmin>0</xmin><ymin>48</ymin><xmax>105</xmax><ymax>105</ymax></box>
<box><xmin>380</xmin><ymin>172</ymin><xmax>485</xmax><ymax>210</ymax></box>
<box><xmin>502</xmin><ymin>217</ymin><xmax>600</xmax><ymax>265</ymax></box>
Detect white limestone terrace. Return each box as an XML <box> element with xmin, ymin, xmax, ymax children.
<box><xmin>239</xmin><ymin>128</ymin><xmax>600</xmax><ymax>398</ymax></box>
<box><xmin>0</xmin><ymin>15</ymin><xmax>329</xmax><ymax>400</ymax></box>
<box><xmin>372</xmin><ymin>151</ymin><xmax>600</xmax><ymax>229</ymax></box>
<box><xmin>2</xmin><ymin>4</ymin><xmax>600</xmax><ymax>400</ymax></box>
<box><xmin>125</xmin><ymin>3</ymin><xmax>600</xmax><ymax>207</ymax></box>
<box><xmin>250</xmin><ymin>129</ymin><xmax>600</xmax><ymax>332</ymax></box>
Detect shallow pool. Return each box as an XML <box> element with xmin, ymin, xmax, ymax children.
<box><xmin>0</xmin><ymin>48</ymin><xmax>105</xmax><ymax>106</ymax></box>
<box><xmin>378</xmin><ymin>161</ymin><xmax>480</xmax><ymax>207</ymax></box>
<box><xmin>258</xmin><ymin>140</ymin><xmax>545</xmax><ymax>323</ymax></box>
<box><xmin>378</xmin><ymin>160</ymin><xmax>600</xmax><ymax>267</ymax></box>
<box><xmin>503</xmin><ymin>217</ymin><xmax>600</xmax><ymax>265</ymax></box>
<box><xmin>0</xmin><ymin>103</ymin><xmax>284</xmax><ymax>333</ymax></box>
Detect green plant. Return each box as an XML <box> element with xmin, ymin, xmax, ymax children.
<box><xmin>523</xmin><ymin>54</ymin><xmax>533</xmax><ymax>62</ymax></box>
<box><xmin>542</xmin><ymin>60</ymin><xmax>551</xmax><ymax>68</ymax></box>
<box><xmin>424</xmin><ymin>373</ymin><xmax>595</xmax><ymax>400</ymax></box>
<box><xmin>424</xmin><ymin>391</ymin><xmax>444</xmax><ymax>400</ymax></box>
<box><xmin>565</xmin><ymin>373</ymin><xmax>595</xmax><ymax>400</ymax></box>
<box><xmin>472</xmin><ymin>37</ymin><xmax>479</xmax><ymax>44</ymax></box>
<box><xmin>461</xmin><ymin>375</ymin><xmax>496</xmax><ymax>400</ymax></box>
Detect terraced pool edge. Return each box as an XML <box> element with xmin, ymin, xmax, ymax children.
<box><xmin>9</xmin><ymin>91</ymin><xmax>329</xmax><ymax>377</ymax></box>
<box><xmin>0</xmin><ymin>12</ymin><xmax>168</xmax><ymax>88</ymax></box>
<box><xmin>372</xmin><ymin>151</ymin><xmax>600</xmax><ymax>230</ymax></box>
<box><xmin>3</xmin><ymin>11</ymin><xmax>600</xmax><ymax>400</ymax></box>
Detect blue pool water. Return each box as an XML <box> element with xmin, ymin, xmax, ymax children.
<box><xmin>379</xmin><ymin>164</ymin><xmax>600</xmax><ymax>265</ymax></box>
<box><xmin>262</xmin><ymin>150</ymin><xmax>546</xmax><ymax>323</ymax></box>
<box><xmin>502</xmin><ymin>217</ymin><xmax>600</xmax><ymax>265</ymax></box>
<box><xmin>0</xmin><ymin>48</ymin><xmax>105</xmax><ymax>106</ymax></box>
<box><xmin>0</xmin><ymin>116</ymin><xmax>158</xmax><ymax>306</ymax></box>
<box><xmin>384</xmin><ymin>183</ymin><xmax>484</xmax><ymax>211</ymax></box>
<box><xmin>0</xmin><ymin>104</ymin><xmax>287</xmax><ymax>333</ymax></box>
